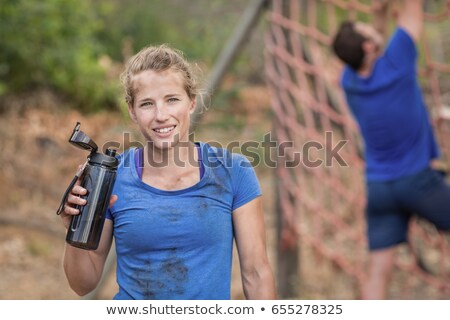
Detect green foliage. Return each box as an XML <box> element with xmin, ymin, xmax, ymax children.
<box><xmin>0</xmin><ymin>0</ymin><xmax>264</xmax><ymax>112</ymax></box>
<box><xmin>92</xmin><ymin>0</ymin><xmax>174</xmax><ymax>62</ymax></box>
<box><xmin>91</xmin><ymin>0</ymin><xmax>249</xmax><ymax>67</ymax></box>
<box><xmin>0</xmin><ymin>0</ymin><xmax>117</xmax><ymax>111</ymax></box>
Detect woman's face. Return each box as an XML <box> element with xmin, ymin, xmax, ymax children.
<box><xmin>128</xmin><ymin>69</ymin><xmax>196</xmax><ymax>151</ymax></box>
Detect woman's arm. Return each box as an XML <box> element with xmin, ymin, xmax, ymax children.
<box><xmin>63</xmin><ymin>220</ymin><xmax>114</xmax><ymax>296</ymax></box>
<box><xmin>60</xmin><ymin>180</ymin><xmax>117</xmax><ymax>296</ymax></box>
<box><xmin>233</xmin><ymin>197</ymin><xmax>276</xmax><ymax>299</ymax></box>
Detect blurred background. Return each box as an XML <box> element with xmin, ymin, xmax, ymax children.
<box><xmin>1</xmin><ymin>0</ymin><xmax>449</xmax><ymax>300</ymax></box>
<box><xmin>0</xmin><ymin>0</ymin><xmax>271</xmax><ymax>300</ymax></box>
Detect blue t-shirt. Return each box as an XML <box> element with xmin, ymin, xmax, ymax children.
<box><xmin>341</xmin><ymin>28</ymin><xmax>439</xmax><ymax>181</ymax></box>
<box><xmin>106</xmin><ymin>142</ymin><xmax>261</xmax><ymax>299</ymax></box>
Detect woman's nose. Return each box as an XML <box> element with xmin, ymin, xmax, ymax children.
<box><xmin>155</xmin><ymin>105</ymin><xmax>169</xmax><ymax>121</ymax></box>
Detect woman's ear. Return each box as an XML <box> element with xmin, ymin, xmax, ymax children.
<box><xmin>128</xmin><ymin>103</ymin><xmax>138</xmax><ymax>123</ymax></box>
<box><xmin>189</xmin><ymin>97</ymin><xmax>197</xmax><ymax>115</ymax></box>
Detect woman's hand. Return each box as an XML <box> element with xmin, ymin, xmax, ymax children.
<box><xmin>60</xmin><ymin>166</ymin><xmax>118</xmax><ymax>229</ymax></box>
<box><xmin>60</xmin><ymin>180</ymin><xmax>86</xmax><ymax>229</ymax></box>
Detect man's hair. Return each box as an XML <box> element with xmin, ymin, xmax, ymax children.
<box><xmin>332</xmin><ymin>21</ymin><xmax>366</xmax><ymax>71</ymax></box>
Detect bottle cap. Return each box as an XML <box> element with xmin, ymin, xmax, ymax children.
<box><xmin>89</xmin><ymin>150</ymin><xmax>119</xmax><ymax>168</ymax></box>
<box><xmin>69</xmin><ymin>122</ymin><xmax>98</xmax><ymax>152</ymax></box>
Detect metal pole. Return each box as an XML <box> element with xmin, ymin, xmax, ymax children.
<box><xmin>191</xmin><ymin>0</ymin><xmax>269</xmax><ymax>128</ymax></box>
<box><xmin>274</xmin><ymin>0</ymin><xmax>301</xmax><ymax>299</ymax></box>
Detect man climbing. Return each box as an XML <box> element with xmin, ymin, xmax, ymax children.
<box><xmin>332</xmin><ymin>0</ymin><xmax>450</xmax><ymax>299</ymax></box>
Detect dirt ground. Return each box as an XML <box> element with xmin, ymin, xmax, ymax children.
<box><xmin>0</xmin><ymin>86</ymin><xmax>276</xmax><ymax>300</ymax></box>
<box><xmin>2</xmin><ymin>87</ymin><xmax>448</xmax><ymax>300</ymax></box>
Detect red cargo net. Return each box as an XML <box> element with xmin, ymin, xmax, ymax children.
<box><xmin>265</xmin><ymin>0</ymin><xmax>450</xmax><ymax>298</ymax></box>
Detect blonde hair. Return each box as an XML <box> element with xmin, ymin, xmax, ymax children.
<box><xmin>120</xmin><ymin>44</ymin><xmax>200</xmax><ymax>106</ymax></box>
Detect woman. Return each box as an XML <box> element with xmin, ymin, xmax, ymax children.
<box><xmin>60</xmin><ymin>44</ymin><xmax>276</xmax><ymax>300</ymax></box>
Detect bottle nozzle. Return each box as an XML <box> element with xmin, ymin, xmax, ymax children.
<box><xmin>105</xmin><ymin>148</ymin><xmax>117</xmax><ymax>157</ymax></box>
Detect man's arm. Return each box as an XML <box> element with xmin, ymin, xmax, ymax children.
<box><xmin>372</xmin><ymin>0</ymin><xmax>390</xmax><ymax>39</ymax></box>
<box><xmin>396</xmin><ymin>0</ymin><xmax>424</xmax><ymax>42</ymax></box>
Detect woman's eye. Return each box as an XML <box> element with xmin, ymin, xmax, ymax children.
<box><xmin>140</xmin><ymin>101</ymin><xmax>153</xmax><ymax>107</ymax></box>
<box><xmin>168</xmin><ymin>97</ymin><xmax>180</xmax><ymax>103</ymax></box>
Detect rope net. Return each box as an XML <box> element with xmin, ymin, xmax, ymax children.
<box><xmin>265</xmin><ymin>0</ymin><xmax>450</xmax><ymax>298</ymax></box>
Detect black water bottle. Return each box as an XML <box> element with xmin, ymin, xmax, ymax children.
<box><xmin>56</xmin><ymin>122</ymin><xmax>118</xmax><ymax>250</ymax></box>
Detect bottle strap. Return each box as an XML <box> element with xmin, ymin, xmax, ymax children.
<box><xmin>56</xmin><ymin>160</ymin><xmax>88</xmax><ymax>215</ymax></box>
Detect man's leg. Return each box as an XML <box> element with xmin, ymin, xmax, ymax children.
<box><xmin>362</xmin><ymin>247</ymin><xmax>396</xmax><ymax>299</ymax></box>
<box><xmin>365</xmin><ymin>180</ymin><xmax>408</xmax><ymax>299</ymax></box>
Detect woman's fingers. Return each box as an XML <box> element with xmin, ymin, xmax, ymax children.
<box><xmin>67</xmin><ymin>193</ymin><xmax>87</xmax><ymax>206</ymax></box>
<box><xmin>72</xmin><ymin>185</ymin><xmax>87</xmax><ymax>196</ymax></box>
<box><xmin>62</xmin><ymin>184</ymin><xmax>87</xmax><ymax>217</ymax></box>
<box><xmin>63</xmin><ymin>204</ymin><xmax>80</xmax><ymax>216</ymax></box>
<box><xmin>109</xmin><ymin>195</ymin><xmax>118</xmax><ymax>208</ymax></box>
